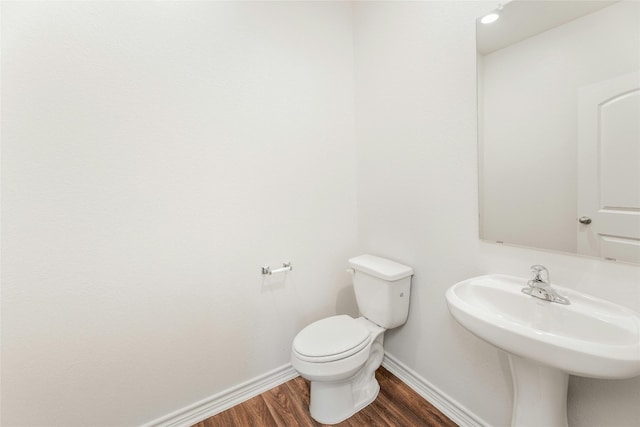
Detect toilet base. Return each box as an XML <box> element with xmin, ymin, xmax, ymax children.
<box><xmin>309</xmin><ymin>376</ymin><xmax>380</xmax><ymax>424</ymax></box>
<box><xmin>308</xmin><ymin>333</ymin><xmax>385</xmax><ymax>424</ymax></box>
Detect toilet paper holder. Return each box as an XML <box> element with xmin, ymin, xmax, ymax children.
<box><xmin>261</xmin><ymin>262</ymin><xmax>292</xmax><ymax>275</ymax></box>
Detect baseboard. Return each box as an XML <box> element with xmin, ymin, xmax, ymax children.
<box><xmin>143</xmin><ymin>354</ymin><xmax>484</xmax><ymax>427</ymax></box>
<box><xmin>142</xmin><ymin>363</ymin><xmax>299</xmax><ymax>427</ymax></box>
<box><xmin>382</xmin><ymin>353</ymin><xmax>488</xmax><ymax>427</ymax></box>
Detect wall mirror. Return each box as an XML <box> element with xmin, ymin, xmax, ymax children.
<box><xmin>477</xmin><ymin>0</ymin><xmax>640</xmax><ymax>264</ymax></box>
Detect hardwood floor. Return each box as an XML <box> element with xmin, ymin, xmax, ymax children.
<box><xmin>193</xmin><ymin>367</ymin><xmax>457</xmax><ymax>426</ymax></box>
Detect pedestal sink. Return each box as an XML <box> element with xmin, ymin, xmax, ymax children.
<box><xmin>445</xmin><ymin>274</ymin><xmax>640</xmax><ymax>427</ymax></box>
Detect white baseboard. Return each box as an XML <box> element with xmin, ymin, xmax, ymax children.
<box><xmin>382</xmin><ymin>353</ymin><xmax>488</xmax><ymax>427</ymax></box>
<box><xmin>142</xmin><ymin>363</ymin><xmax>299</xmax><ymax>427</ymax></box>
<box><xmin>143</xmin><ymin>354</ymin><xmax>484</xmax><ymax>427</ymax></box>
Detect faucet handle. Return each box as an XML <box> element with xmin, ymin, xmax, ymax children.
<box><xmin>530</xmin><ymin>265</ymin><xmax>550</xmax><ymax>284</ymax></box>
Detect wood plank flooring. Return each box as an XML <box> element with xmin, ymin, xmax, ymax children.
<box><xmin>193</xmin><ymin>367</ymin><xmax>457</xmax><ymax>426</ymax></box>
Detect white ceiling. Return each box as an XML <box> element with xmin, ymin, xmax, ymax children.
<box><xmin>477</xmin><ymin>0</ymin><xmax>619</xmax><ymax>55</ymax></box>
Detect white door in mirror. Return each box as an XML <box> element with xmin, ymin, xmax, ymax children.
<box><xmin>578</xmin><ymin>71</ymin><xmax>640</xmax><ymax>263</ymax></box>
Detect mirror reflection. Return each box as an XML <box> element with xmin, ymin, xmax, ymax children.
<box><xmin>477</xmin><ymin>0</ymin><xmax>640</xmax><ymax>264</ymax></box>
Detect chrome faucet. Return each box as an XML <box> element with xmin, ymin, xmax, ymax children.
<box><xmin>521</xmin><ymin>265</ymin><xmax>570</xmax><ymax>305</ymax></box>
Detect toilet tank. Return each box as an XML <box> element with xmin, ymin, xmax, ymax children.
<box><xmin>348</xmin><ymin>255</ymin><xmax>413</xmax><ymax>329</ymax></box>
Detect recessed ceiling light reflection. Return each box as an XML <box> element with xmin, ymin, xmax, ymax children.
<box><xmin>480</xmin><ymin>12</ymin><xmax>500</xmax><ymax>24</ymax></box>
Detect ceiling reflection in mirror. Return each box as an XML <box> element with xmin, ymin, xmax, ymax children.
<box><xmin>477</xmin><ymin>0</ymin><xmax>640</xmax><ymax>264</ymax></box>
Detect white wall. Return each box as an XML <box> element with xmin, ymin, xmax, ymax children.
<box><xmin>481</xmin><ymin>2</ymin><xmax>640</xmax><ymax>253</ymax></box>
<box><xmin>1</xmin><ymin>2</ymin><xmax>358</xmax><ymax>425</ymax></box>
<box><xmin>353</xmin><ymin>2</ymin><xmax>640</xmax><ymax>427</ymax></box>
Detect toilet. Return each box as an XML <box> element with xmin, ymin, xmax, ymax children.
<box><xmin>290</xmin><ymin>254</ymin><xmax>413</xmax><ymax>424</ymax></box>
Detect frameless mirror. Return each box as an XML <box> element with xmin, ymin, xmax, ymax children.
<box><xmin>477</xmin><ymin>0</ymin><xmax>640</xmax><ymax>264</ymax></box>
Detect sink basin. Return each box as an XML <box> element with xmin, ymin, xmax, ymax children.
<box><xmin>446</xmin><ymin>274</ymin><xmax>640</xmax><ymax>379</ymax></box>
<box><xmin>446</xmin><ymin>274</ymin><xmax>640</xmax><ymax>427</ymax></box>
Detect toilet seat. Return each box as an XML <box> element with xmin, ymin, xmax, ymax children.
<box><xmin>293</xmin><ymin>315</ymin><xmax>371</xmax><ymax>363</ymax></box>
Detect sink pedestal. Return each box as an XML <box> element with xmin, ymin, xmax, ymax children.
<box><xmin>508</xmin><ymin>355</ymin><xmax>569</xmax><ymax>427</ymax></box>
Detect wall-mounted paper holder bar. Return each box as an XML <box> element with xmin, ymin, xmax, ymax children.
<box><xmin>261</xmin><ymin>262</ymin><xmax>292</xmax><ymax>276</ymax></box>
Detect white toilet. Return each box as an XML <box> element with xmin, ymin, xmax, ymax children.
<box><xmin>290</xmin><ymin>254</ymin><xmax>413</xmax><ymax>424</ymax></box>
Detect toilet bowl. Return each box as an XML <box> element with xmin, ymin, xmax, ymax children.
<box><xmin>291</xmin><ymin>315</ymin><xmax>386</xmax><ymax>424</ymax></box>
<box><xmin>290</xmin><ymin>255</ymin><xmax>413</xmax><ymax>424</ymax></box>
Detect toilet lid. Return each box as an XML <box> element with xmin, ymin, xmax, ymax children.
<box><xmin>293</xmin><ymin>315</ymin><xmax>371</xmax><ymax>361</ymax></box>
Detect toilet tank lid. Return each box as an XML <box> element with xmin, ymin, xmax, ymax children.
<box><xmin>348</xmin><ymin>254</ymin><xmax>413</xmax><ymax>281</ymax></box>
